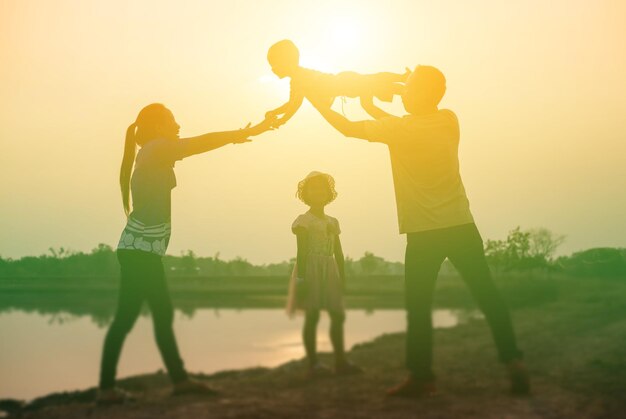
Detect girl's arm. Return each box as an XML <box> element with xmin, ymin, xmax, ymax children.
<box><xmin>178</xmin><ymin>118</ymin><xmax>274</xmax><ymax>159</ymax></box>
<box><xmin>334</xmin><ymin>235</ymin><xmax>346</xmax><ymax>287</ymax></box>
<box><xmin>295</xmin><ymin>227</ymin><xmax>309</xmax><ymax>278</ymax></box>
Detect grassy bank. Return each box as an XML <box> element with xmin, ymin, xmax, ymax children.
<box><xmin>0</xmin><ymin>273</ymin><xmax>557</xmax><ymax>316</ymax></box>
<box><xmin>2</xmin><ymin>275</ymin><xmax>625</xmax><ymax>418</ymax></box>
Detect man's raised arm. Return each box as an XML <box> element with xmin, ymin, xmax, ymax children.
<box><xmin>308</xmin><ymin>97</ymin><xmax>369</xmax><ymax>140</ymax></box>
<box><xmin>360</xmin><ymin>95</ymin><xmax>394</xmax><ymax>120</ymax></box>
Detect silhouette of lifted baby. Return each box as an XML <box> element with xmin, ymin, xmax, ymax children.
<box><xmin>265</xmin><ymin>39</ymin><xmax>409</xmax><ymax>126</ymax></box>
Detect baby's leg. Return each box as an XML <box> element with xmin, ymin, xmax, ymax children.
<box><xmin>335</xmin><ymin>72</ymin><xmax>405</xmax><ymax>102</ymax></box>
<box><xmin>303</xmin><ymin>310</ymin><xmax>321</xmax><ymax>367</ymax></box>
<box><xmin>369</xmin><ymin>72</ymin><xmax>407</xmax><ymax>102</ymax></box>
<box><xmin>374</xmin><ymin>71</ymin><xmax>408</xmax><ymax>83</ymax></box>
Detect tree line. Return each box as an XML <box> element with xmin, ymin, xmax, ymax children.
<box><xmin>1</xmin><ymin>228</ymin><xmax>624</xmax><ymax>278</ymax></box>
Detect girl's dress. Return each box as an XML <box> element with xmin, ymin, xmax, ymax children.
<box><xmin>287</xmin><ymin>211</ymin><xmax>344</xmax><ymax>315</ymax></box>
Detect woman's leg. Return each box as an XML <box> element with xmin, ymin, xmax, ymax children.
<box><xmin>143</xmin><ymin>256</ymin><xmax>188</xmax><ymax>384</ymax></box>
<box><xmin>303</xmin><ymin>310</ymin><xmax>320</xmax><ymax>367</ymax></box>
<box><xmin>99</xmin><ymin>251</ymin><xmax>144</xmax><ymax>390</ymax></box>
<box><xmin>328</xmin><ymin>310</ymin><xmax>346</xmax><ymax>366</ymax></box>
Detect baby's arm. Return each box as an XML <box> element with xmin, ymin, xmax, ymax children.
<box><xmin>267</xmin><ymin>89</ymin><xmax>304</xmax><ymax>127</ymax></box>
<box><xmin>266</xmin><ymin>101</ymin><xmax>291</xmax><ymax>118</ymax></box>
<box><xmin>275</xmin><ymin>94</ymin><xmax>304</xmax><ymax>127</ymax></box>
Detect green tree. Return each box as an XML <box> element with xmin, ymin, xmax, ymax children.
<box><xmin>484</xmin><ymin>227</ymin><xmax>564</xmax><ymax>274</ymax></box>
<box><xmin>179</xmin><ymin>250</ymin><xmax>199</xmax><ymax>276</ymax></box>
<box><xmin>528</xmin><ymin>228</ymin><xmax>565</xmax><ymax>261</ymax></box>
<box><xmin>358</xmin><ymin>252</ymin><xmax>386</xmax><ymax>275</ymax></box>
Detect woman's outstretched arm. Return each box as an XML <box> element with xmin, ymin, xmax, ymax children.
<box><xmin>178</xmin><ymin>117</ymin><xmax>275</xmax><ymax>159</ymax></box>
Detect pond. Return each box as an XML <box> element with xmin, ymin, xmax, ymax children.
<box><xmin>0</xmin><ymin>308</ymin><xmax>478</xmax><ymax>400</ymax></box>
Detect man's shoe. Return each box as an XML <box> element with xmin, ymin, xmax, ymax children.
<box><xmin>507</xmin><ymin>360</ymin><xmax>530</xmax><ymax>395</ymax></box>
<box><xmin>172</xmin><ymin>379</ymin><xmax>218</xmax><ymax>397</ymax></box>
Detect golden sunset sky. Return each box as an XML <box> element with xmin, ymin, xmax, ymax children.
<box><xmin>1</xmin><ymin>0</ymin><xmax>625</xmax><ymax>262</ymax></box>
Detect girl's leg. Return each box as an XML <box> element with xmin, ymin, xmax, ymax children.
<box><xmin>329</xmin><ymin>310</ymin><xmax>363</xmax><ymax>375</ymax></box>
<box><xmin>143</xmin><ymin>257</ymin><xmax>188</xmax><ymax>384</ymax></box>
<box><xmin>303</xmin><ymin>310</ymin><xmax>320</xmax><ymax>367</ymax></box>
<box><xmin>328</xmin><ymin>310</ymin><xmax>346</xmax><ymax>366</ymax></box>
<box><xmin>99</xmin><ymin>252</ymin><xmax>144</xmax><ymax>390</ymax></box>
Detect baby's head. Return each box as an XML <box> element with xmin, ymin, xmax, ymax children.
<box><xmin>402</xmin><ymin>65</ymin><xmax>446</xmax><ymax>114</ymax></box>
<box><xmin>296</xmin><ymin>171</ymin><xmax>337</xmax><ymax>207</ymax></box>
<box><xmin>267</xmin><ymin>39</ymin><xmax>300</xmax><ymax>78</ymax></box>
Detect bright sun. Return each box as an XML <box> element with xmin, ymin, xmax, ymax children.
<box><xmin>329</xmin><ymin>16</ymin><xmax>361</xmax><ymax>50</ymax></box>
<box><xmin>299</xmin><ymin>16</ymin><xmax>365</xmax><ymax>72</ymax></box>
<box><xmin>260</xmin><ymin>15</ymin><xmax>367</xmax><ymax>82</ymax></box>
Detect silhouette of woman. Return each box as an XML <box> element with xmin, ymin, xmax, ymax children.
<box><xmin>98</xmin><ymin>103</ymin><xmax>274</xmax><ymax>404</ymax></box>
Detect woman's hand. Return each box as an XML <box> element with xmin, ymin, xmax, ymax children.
<box><xmin>241</xmin><ymin>115</ymin><xmax>278</xmax><ymax>138</ymax></box>
<box><xmin>265</xmin><ymin>110</ymin><xmax>281</xmax><ymax>119</ymax></box>
<box><xmin>231</xmin><ymin>123</ymin><xmax>253</xmax><ymax>144</ymax></box>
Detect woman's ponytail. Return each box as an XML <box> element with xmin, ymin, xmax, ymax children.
<box><xmin>120</xmin><ymin>123</ymin><xmax>137</xmax><ymax>217</ymax></box>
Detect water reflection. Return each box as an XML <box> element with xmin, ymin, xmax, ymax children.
<box><xmin>0</xmin><ymin>290</ymin><xmax>409</xmax><ymax>327</ymax></box>
<box><xmin>0</xmin><ymin>308</ymin><xmax>478</xmax><ymax>401</ymax></box>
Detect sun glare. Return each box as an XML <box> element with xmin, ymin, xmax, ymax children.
<box><xmin>328</xmin><ymin>16</ymin><xmax>361</xmax><ymax>50</ymax></box>
<box><xmin>259</xmin><ymin>15</ymin><xmax>368</xmax><ymax>82</ymax></box>
<box><xmin>299</xmin><ymin>16</ymin><xmax>366</xmax><ymax>72</ymax></box>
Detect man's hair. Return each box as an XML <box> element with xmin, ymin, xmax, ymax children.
<box><xmin>404</xmin><ymin>65</ymin><xmax>447</xmax><ymax>110</ymax></box>
<box><xmin>267</xmin><ymin>39</ymin><xmax>300</xmax><ymax>66</ymax></box>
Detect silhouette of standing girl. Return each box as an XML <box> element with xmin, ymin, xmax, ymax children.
<box><xmin>287</xmin><ymin>171</ymin><xmax>362</xmax><ymax>378</ymax></box>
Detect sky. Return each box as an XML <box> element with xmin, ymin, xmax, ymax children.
<box><xmin>1</xmin><ymin>0</ymin><xmax>625</xmax><ymax>263</ymax></box>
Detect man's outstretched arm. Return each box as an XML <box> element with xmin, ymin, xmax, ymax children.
<box><xmin>309</xmin><ymin>98</ymin><xmax>369</xmax><ymax>140</ymax></box>
<box><xmin>360</xmin><ymin>95</ymin><xmax>394</xmax><ymax>120</ymax></box>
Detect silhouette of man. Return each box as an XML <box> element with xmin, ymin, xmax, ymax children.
<box><xmin>309</xmin><ymin>65</ymin><xmax>530</xmax><ymax>397</ymax></box>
